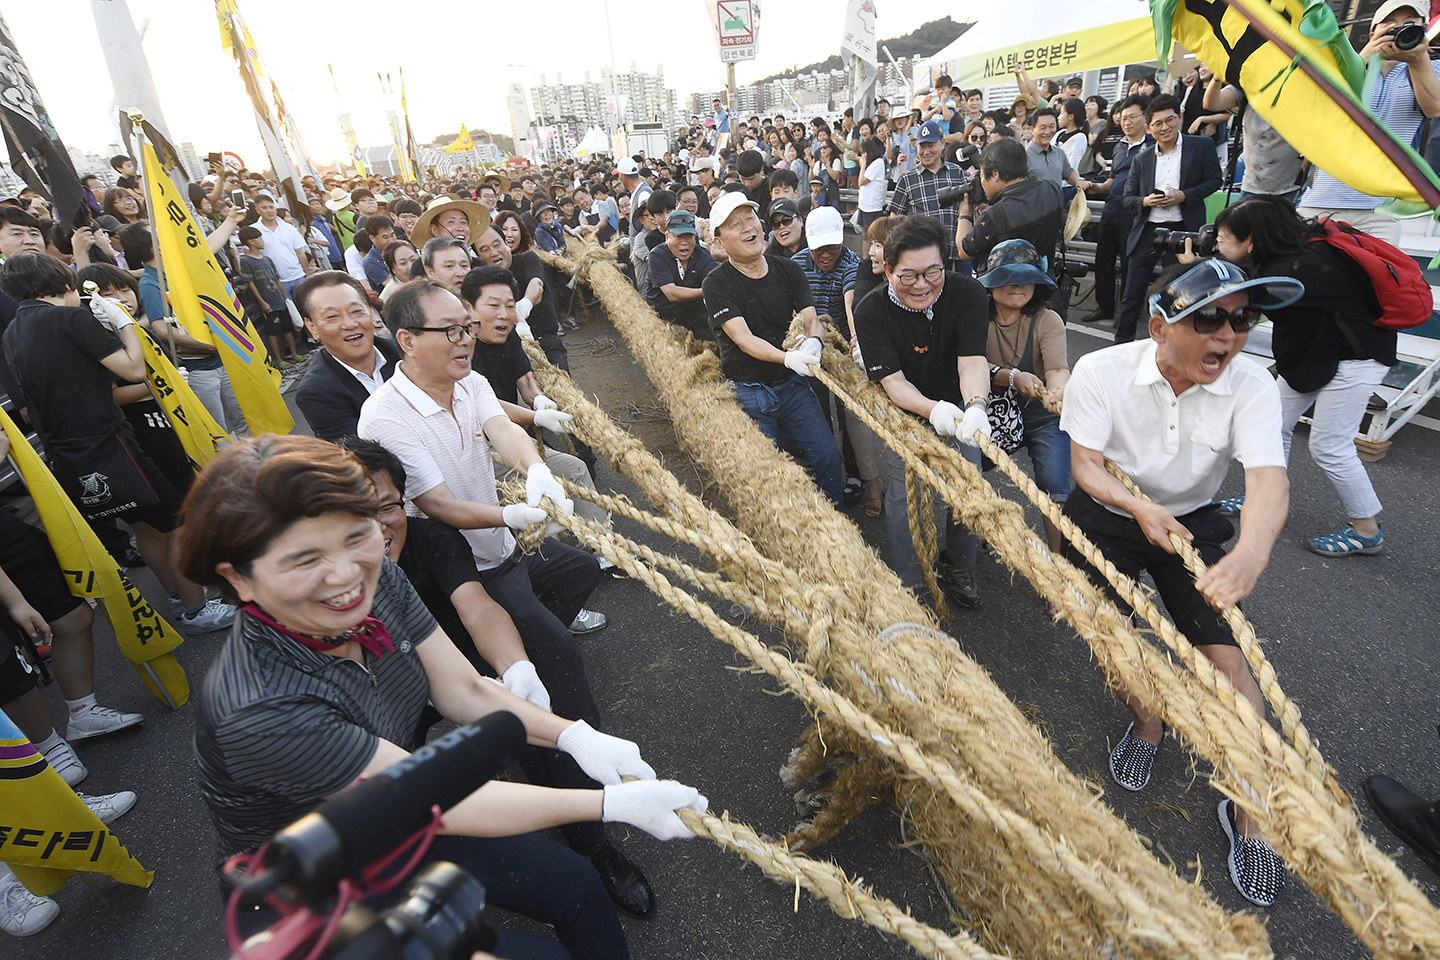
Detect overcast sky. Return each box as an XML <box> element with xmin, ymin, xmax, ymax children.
<box><xmin>2</xmin><ymin>0</ymin><xmax>974</xmax><ymax>168</ymax></box>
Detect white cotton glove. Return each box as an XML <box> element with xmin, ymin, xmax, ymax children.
<box><xmin>556</xmin><ymin>719</ymin><xmax>656</xmax><ymax>786</ymax></box>
<box><xmin>501</xmin><ymin>503</ymin><xmax>549</xmax><ymax>530</ymax></box>
<box><xmin>515</xmin><ymin>297</ymin><xmax>534</xmax><ymax>322</ymax></box>
<box><xmin>532</xmin><ymin>408</ymin><xmax>573</xmax><ymax>434</ymax></box>
<box><xmin>525</xmin><ymin>462</ymin><xmax>574</xmax><ymax>517</ymax></box>
<box><xmin>783</xmin><ymin>336</ymin><xmax>823</xmax><ymax>377</ymax></box>
<box><xmin>87</xmin><ymin>291</ymin><xmax>135</xmax><ymax>330</ymax></box>
<box><xmin>957</xmin><ymin>405</ymin><xmax>992</xmax><ymax>447</ymax></box>
<box><xmin>532</xmin><ymin>393</ymin><xmax>558</xmax><ymax>412</ymax></box>
<box><xmin>928</xmin><ymin>400</ymin><xmax>963</xmax><ymax>438</ymax></box>
<box><xmin>601</xmin><ymin>780</ymin><xmax>709</xmax><ymax>840</ymax></box>
<box><xmin>851</xmin><ymin>341</ymin><xmax>864</xmax><ymax>367</ymax></box>
<box><xmin>500</xmin><ymin>660</ymin><xmax>552</xmax><ymax>712</ymax></box>
<box><xmin>515</xmin><ymin>321</ymin><xmax>535</xmax><ymax>341</ymax></box>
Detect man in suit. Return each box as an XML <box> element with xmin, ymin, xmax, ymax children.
<box><xmin>294</xmin><ymin>272</ymin><xmax>402</xmax><ymax>440</ymax></box>
<box><xmin>1115</xmin><ymin>94</ymin><xmax>1222</xmax><ymax>342</ymax></box>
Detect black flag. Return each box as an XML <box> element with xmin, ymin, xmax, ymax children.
<box><xmin>0</xmin><ymin>12</ymin><xmax>88</xmax><ymax>228</ymax></box>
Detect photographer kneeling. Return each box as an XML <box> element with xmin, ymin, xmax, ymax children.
<box><xmin>181</xmin><ymin>436</ymin><xmax>705</xmax><ymax>960</ymax></box>
<box><xmin>953</xmin><ymin>138</ymin><xmax>1066</xmax><ymax>270</ymax></box>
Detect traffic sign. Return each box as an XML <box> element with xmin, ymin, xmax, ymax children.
<box><xmin>717</xmin><ymin>0</ymin><xmax>756</xmax><ymax>62</ymax></box>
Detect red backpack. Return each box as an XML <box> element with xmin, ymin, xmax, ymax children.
<box><xmin>1312</xmin><ymin>218</ymin><xmax>1433</xmax><ymax>331</ymax></box>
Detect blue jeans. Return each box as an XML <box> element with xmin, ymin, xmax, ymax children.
<box><xmin>731</xmin><ymin>375</ymin><xmax>845</xmax><ymax>508</ymax></box>
<box><xmin>1018</xmin><ymin>415</ymin><xmax>1071</xmax><ymax>502</ymax></box>
<box><xmin>882</xmin><ymin>436</ymin><xmax>979</xmax><ymax>591</ymax></box>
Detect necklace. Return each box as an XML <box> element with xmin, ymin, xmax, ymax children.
<box><xmin>993</xmin><ymin>313</ymin><xmax>1029</xmax><ymax>369</ymax></box>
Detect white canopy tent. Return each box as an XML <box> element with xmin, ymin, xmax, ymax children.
<box><xmin>574</xmin><ymin>126</ymin><xmax>611</xmax><ymax>159</ymax></box>
<box><xmin>916</xmin><ymin>0</ymin><xmax>1156</xmax><ymax>93</ymax></box>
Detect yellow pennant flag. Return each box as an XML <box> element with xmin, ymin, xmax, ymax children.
<box><xmin>141</xmin><ymin>144</ymin><xmax>294</xmax><ymax>436</ymax></box>
<box><xmin>0</xmin><ymin>408</ymin><xmax>189</xmax><ymax>708</ymax></box>
<box><xmin>444</xmin><ymin>124</ymin><xmax>474</xmax><ymax>153</ymax></box>
<box><xmin>1</xmin><ymin>713</ymin><xmax>153</xmax><ymax>895</ymax></box>
<box><xmin>137</xmin><ymin>324</ymin><xmax>230</xmax><ymax>469</ymax></box>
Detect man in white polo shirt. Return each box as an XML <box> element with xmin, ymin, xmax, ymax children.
<box><xmin>1059</xmin><ymin>258</ymin><xmax>1302</xmax><ymax>908</ymax></box>
<box><xmin>357</xmin><ymin>279</ymin><xmax>608</xmax><ymax>635</ymax></box>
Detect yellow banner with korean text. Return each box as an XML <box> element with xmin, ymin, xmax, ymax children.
<box><xmin>0</xmin><ymin>408</ymin><xmax>189</xmax><ymax>708</ymax></box>
<box><xmin>137</xmin><ymin>324</ymin><xmax>229</xmax><ymax>469</ymax></box>
<box><xmin>0</xmin><ymin>713</ymin><xmax>152</xmax><ymax>895</ymax></box>
<box><xmin>932</xmin><ymin>19</ymin><xmax>1156</xmax><ymax>91</ymax></box>
<box><xmin>141</xmin><ymin>143</ymin><xmax>293</xmax><ymax>436</ymax></box>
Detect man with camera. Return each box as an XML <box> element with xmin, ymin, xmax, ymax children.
<box><xmin>954</xmin><ymin>139</ymin><xmax>1066</xmax><ymax>269</ymax></box>
<box><xmin>1297</xmin><ymin>0</ymin><xmax>1440</xmax><ymax>242</ymax></box>
<box><xmin>1114</xmin><ymin>94</ymin><xmax>1222</xmax><ymax>343</ymax></box>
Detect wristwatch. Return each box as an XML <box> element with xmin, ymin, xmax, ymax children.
<box><xmin>964</xmin><ymin>397</ymin><xmax>986</xmax><ymax>410</ymax></box>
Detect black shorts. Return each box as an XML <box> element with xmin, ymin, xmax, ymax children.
<box><xmin>1061</xmin><ymin>488</ymin><xmax>1238</xmax><ymax>648</ymax></box>
<box><xmin>0</xmin><ymin>511</ymin><xmax>86</xmax><ymax>624</ymax></box>
<box><xmin>0</xmin><ymin>640</ymin><xmax>41</xmax><ymax>703</ymax></box>
<box><xmin>261</xmin><ymin>310</ymin><xmax>291</xmax><ymax>338</ymax></box>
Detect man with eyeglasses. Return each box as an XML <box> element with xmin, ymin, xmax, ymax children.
<box><xmin>1114</xmin><ymin>93</ymin><xmax>1221</xmax><ymax>343</ymax></box>
<box><xmin>1058</xmin><ymin>258</ymin><xmax>1301</xmax><ymax>908</ymax></box>
<box><xmin>852</xmin><ymin>215</ymin><xmax>992</xmax><ymax>609</ymax></box>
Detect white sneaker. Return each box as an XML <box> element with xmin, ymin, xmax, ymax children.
<box><xmin>0</xmin><ymin>873</ymin><xmax>59</xmax><ymax>937</ymax></box>
<box><xmin>40</xmin><ymin>738</ymin><xmax>87</xmax><ymax>787</ymax></box>
<box><xmin>568</xmin><ymin>608</ymin><xmax>608</xmax><ymax>634</ymax></box>
<box><xmin>66</xmin><ymin>703</ymin><xmax>143</xmax><ymax>742</ymax></box>
<box><xmin>168</xmin><ymin>596</ymin><xmax>184</xmax><ymax>620</ymax></box>
<box><xmin>79</xmin><ymin>790</ymin><xmax>137</xmax><ymax>825</ymax></box>
<box><xmin>182</xmin><ymin>598</ymin><xmax>237</xmax><ymax>633</ymax></box>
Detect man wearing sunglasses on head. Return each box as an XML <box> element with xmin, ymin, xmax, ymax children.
<box><xmin>1058</xmin><ymin>258</ymin><xmax>1303</xmax><ymax>909</ymax></box>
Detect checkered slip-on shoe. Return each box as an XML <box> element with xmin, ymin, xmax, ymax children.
<box><xmin>1109</xmin><ymin>722</ymin><xmax>1159</xmax><ymax>792</ymax></box>
<box><xmin>1218</xmin><ymin>799</ymin><xmax>1287</xmax><ymax>907</ymax></box>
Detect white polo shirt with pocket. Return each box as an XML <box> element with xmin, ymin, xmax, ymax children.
<box><xmin>1060</xmin><ymin>339</ymin><xmax>1284</xmax><ymax>517</ymax></box>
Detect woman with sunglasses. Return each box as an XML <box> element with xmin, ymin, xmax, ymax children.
<box><xmin>976</xmin><ymin>241</ymin><xmax>1071</xmax><ymax>555</ymax></box>
<box><xmin>1060</xmin><ymin>256</ymin><xmax>1302</xmax><ymax>907</ymax></box>
<box><xmin>1192</xmin><ymin>199</ymin><xmax>1397</xmax><ymax>557</ymax></box>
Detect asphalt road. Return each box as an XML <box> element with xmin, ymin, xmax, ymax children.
<box><xmin>6</xmin><ymin>307</ymin><xmax>1439</xmax><ymax>960</ymax></box>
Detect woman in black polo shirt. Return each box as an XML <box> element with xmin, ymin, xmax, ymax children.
<box><xmin>179</xmin><ymin>436</ymin><xmax>704</xmax><ymax>960</ymax></box>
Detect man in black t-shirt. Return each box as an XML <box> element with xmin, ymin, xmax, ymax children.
<box><xmin>852</xmin><ymin>216</ymin><xmax>993</xmax><ymax>608</ymax></box>
<box><xmin>344</xmin><ymin>438</ymin><xmax>656</xmax><ymax>917</ymax></box>
<box><xmin>701</xmin><ymin>193</ymin><xmax>843</xmax><ymax>507</ymax></box>
<box><xmin>473</xmin><ymin>225</ymin><xmax>569</xmax><ymax>371</ymax></box>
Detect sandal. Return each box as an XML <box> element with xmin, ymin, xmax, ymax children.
<box><xmin>864</xmin><ymin>480</ymin><xmax>884</xmax><ymax>518</ymax></box>
<box><xmin>1109</xmin><ymin>722</ymin><xmax>1161</xmax><ymax>792</ymax></box>
<box><xmin>1307</xmin><ymin>524</ymin><xmax>1383</xmax><ymax>557</ymax></box>
<box><xmin>1219</xmin><ymin>799</ymin><xmax>1287</xmax><ymax>907</ymax></box>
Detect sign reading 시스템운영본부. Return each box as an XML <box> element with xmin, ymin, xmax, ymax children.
<box><xmin>930</xmin><ymin>15</ymin><xmax>1155</xmax><ymax>91</ymax></box>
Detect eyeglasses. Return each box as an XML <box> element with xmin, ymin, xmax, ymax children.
<box><xmin>894</xmin><ymin>264</ymin><xmax>945</xmax><ymax>287</ymax></box>
<box><xmin>408</xmin><ymin>322</ymin><xmax>480</xmax><ymax>343</ymax></box>
<box><xmin>376</xmin><ymin>501</ymin><xmax>405</xmax><ymax>522</ymax></box>
<box><xmin>770</xmin><ymin>214</ymin><xmax>796</xmax><ymax>229</ymax></box>
<box><xmin>1149</xmin><ymin>114</ymin><xmax>1181</xmax><ymax>127</ymax></box>
<box><xmin>1188</xmin><ymin>305</ymin><xmax>1263</xmax><ymax>335</ymax></box>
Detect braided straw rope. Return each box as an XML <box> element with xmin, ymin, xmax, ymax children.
<box><xmin>794</xmin><ymin>323</ymin><xmax>1440</xmax><ymax>959</ymax></box>
<box><xmin>528</xmin><ymin>244</ymin><xmax>1269</xmax><ymax>959</ymax></box>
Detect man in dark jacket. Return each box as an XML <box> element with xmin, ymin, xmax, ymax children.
<box><xmin>1114</xmin><ymin>94</ymin><xmax>1221</xmax><ymax>342</ymax></box>
<box><xmin>1079</xmin><ymin>94</ymin><xmax>1153</xmax><ymax>324</ymax></box>
<box><xmin>293</xmin><ymin>272</ymin><xmax>401</xmax><ymax>440</ymax></box>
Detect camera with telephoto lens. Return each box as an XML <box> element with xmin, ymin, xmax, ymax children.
<box><xmin>1153</xmin><ymin>223</ymin><xmax>1217</xmax><ymax>257</ymax></box>
<box><xmin>307</xmin><ymin>862</ymin><xmax>494</xmax><ymax>960</ymax></box>
<box><xmin>937</xmin><ymin>145</ymin><xmax>987</xmax><ymax>209</ymax></box>
<box><xmin>1385</xmin><ymin>21</ymin><xmax>1427</xmax><ymax>51</ymax></box>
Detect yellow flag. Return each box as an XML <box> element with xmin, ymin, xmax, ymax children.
<box><xmin>444</xmin><ymin>124</ymin><xmax>474</xmax><ymax>153</ymax></box>
<box><xmin>141</xmin><ymin>144</ymin><xmax>294</xmax><ymax>436</ymax></box>
<box><xmin>1</xmin><ymin>713</ymin><xmax>153</xmax><ymax>894</ymax></box>
<box><xmin>0</xmin><ymin>408</ymin><xmax>189</xmax><ymax>708</ymax></box>
<box><xmin>137</xmin><ymin>325</ymin><xmax>230</xmax><ymax>469</ymax></box>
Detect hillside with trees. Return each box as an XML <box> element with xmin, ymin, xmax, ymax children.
<box><xmin>754</xmin><ymin>16</ymin><xmax>971</xmax><ymax>82</ymax></box>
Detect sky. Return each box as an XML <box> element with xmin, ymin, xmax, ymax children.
<box><xmin>1</xmin><ymin>0</ymin><xmax>974</xmax><ymax>169</ymax></box>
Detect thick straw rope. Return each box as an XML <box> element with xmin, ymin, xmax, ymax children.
<box><xmin>529</xmin><ymin>244</ymin><xmax>1269</xmax><ymax>960</ymax></box>
<box><xmin>793</xmin><ymin>322</ymin><xmax>1440</xmax><ymax>959</ymax></box>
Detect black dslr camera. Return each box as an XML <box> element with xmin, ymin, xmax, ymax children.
<box><xmin>1153</xmin><ymin>223</ymin><xmax>1217</xmax><ymax>257</ymax></box>
<box><xmin>1385</xmin><ymin>21</ymin><xmax>1427</xmax><ymax>51</ymax></box>
<box><xmin>935</xmin><ymin>144</ymin><xmax>987</xmax><ymax>209</ymax></box>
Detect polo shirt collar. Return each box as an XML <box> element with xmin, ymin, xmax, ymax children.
<box><xmin>887</xmin><ymin>282</ymin><xmax>935</xmax><ymax>320</ymax></box>
<box><xmin>1133</xmin><ymin>339</ymin><xmax>1236</xmax><ymax>395</ymax></box>
<box><xmin>391</xmin><ymin>361</ymin><xmax>464</xmax><ymax>416</ymax></box>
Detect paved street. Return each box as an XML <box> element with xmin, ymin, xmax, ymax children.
<box><xmin>6</xmin><ymin>312</ymin><xmax>1439</xmax><ymax>960</ymax></box>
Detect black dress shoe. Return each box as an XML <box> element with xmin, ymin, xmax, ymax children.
<box><xmin>589</xmin><ymin>844</ymin><xmax>655</xmax><ymax>917</ymax></box>
<box><xmin>1363</xmin><ymin>774</ymin><xmax>1440</xmax><ymax>878</ymax></box>
<box><xmin>1077</xmin><ymin>309</ymin><xmax>1112</xmax><ymax>324</ymax></box>
<box><xmin>121</xmin><ymin>546</ymin><xmax>146</xmax><ymax>568</ymax></box>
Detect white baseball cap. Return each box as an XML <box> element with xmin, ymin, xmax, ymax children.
<box><xmin>805</xmin><ymin>206</ymin><xmax>845</xmax><ymax>248</ymax></box>
<box><xmin>616</xmin><ymin>157</ymin><xmax>640</xmax><ymax>176</ymax></box>
<box><xmin>1373</xmin><ymin>0</ymin><xmax>1429</xmax><ymax>22</ymax></box>
<box><xmin>709</xmin><ymin>191</ymin><xmax>760</xmax><ymax>232</ymax></box>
